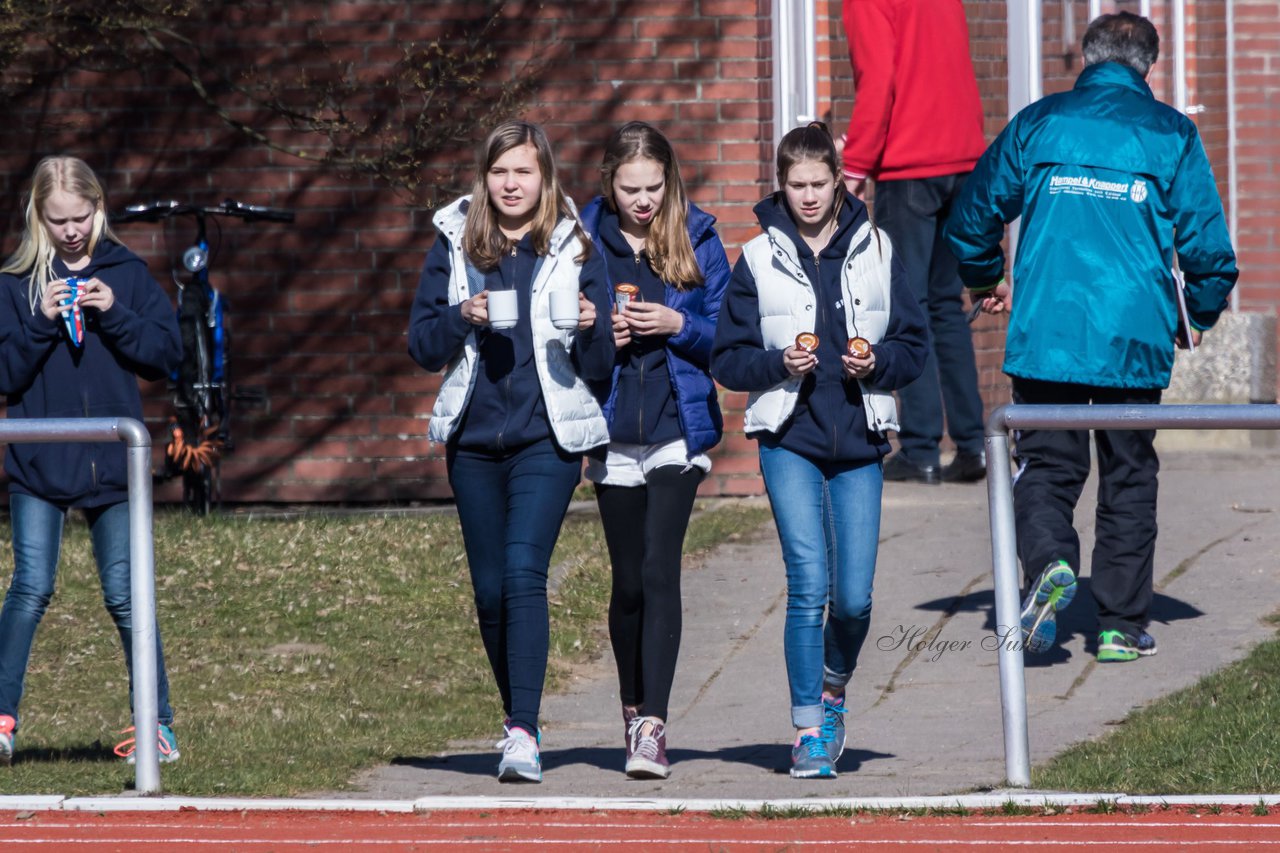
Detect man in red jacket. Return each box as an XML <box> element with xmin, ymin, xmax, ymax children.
<box><xmin>841</xmin><ymin>0</ymin><xmax>989</xmax><ymax>484</ymax></box>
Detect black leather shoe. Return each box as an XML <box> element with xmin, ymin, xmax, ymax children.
<box><xmin>942</xmin><ymin>450</ymin><xmax>987</xmax><ymax>483</ymax></box>
<box><xmin>882</xmin><ymin>453</ymin><xmax>941</xmax><ymax>484</ymax></box>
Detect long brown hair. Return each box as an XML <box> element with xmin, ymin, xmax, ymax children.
<box><xmin>599</xmin><ymin>121</ymin><xmax>703</xmax><ymax>290</ymax></box>
<box><xmin>0</xmin><ymin>156</ymin><xmax>121</xmax><ymax>314</ymax></box>
<box><xmin>462</xmin><ymin>120</ymin><xmax>589</xmax><ymax>270</ymax></box>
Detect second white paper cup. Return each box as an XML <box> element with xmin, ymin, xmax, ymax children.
<box><xmin>550</xmin><ymin>290</ymin><xmax>580</xmax><ymax>330</ymax></box>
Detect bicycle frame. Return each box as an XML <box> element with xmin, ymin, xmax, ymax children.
<box><xmin>112</xmin><ymin>199</ymin><xmax>294</xmax><ymax>514</ymax></box>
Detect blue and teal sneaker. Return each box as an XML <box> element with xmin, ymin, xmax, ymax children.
<box><xmin>790</xmin><ymin>734</ymin><xmax>835</xmax><ymax>779</ymax></box>
<box><xmin>819</xmin><ymin>696</ymin><xmax>846</xmax><ymax>762</ymax></box>
<box><xmin>115</xmin><ymin>723</ymin><xmax>181</xmax><ymax>764</ymax></box>
<box><xmin>1020</xmin><ymin>560</ymin><xmax>1077</xmax><ymax>654</ymax></box>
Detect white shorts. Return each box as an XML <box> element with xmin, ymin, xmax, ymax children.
<box><xmin>585</xmin><ymin>437</ymin><xmax>712</xmax><ymax>487</ymax></box>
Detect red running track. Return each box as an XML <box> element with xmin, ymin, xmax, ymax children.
<box><xmin>3</xmin><ymin>806</ymin><xmax>1280</xmax><ymax>851</ymax></box>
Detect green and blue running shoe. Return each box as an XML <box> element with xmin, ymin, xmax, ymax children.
<box><xmin>819</xmin><ymin>696</ymin><xmax>847</xmax><ymax>763</ymax></box>
<box><xmin>1098</xmin><ymin>629</ymin><xmax>1158</xmax><ymax>663</ymax></box>
<box><xmin>790</xmin><ymin>734</ymin><xmax>836</xmax><ymax>779</ymax></box>
<box><xmin>1020</xmin><ymin>560</ymin><xmax>1077</xmax><ymax>654</ymax></box>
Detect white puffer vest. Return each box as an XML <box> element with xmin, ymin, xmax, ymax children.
<box><xmin>740</xmin><ymin>219</ymin><xmax>900</xmax><ymax>435</ymax></box>
<box><xmin>427</xmin><ymin>196</ymin><xmax>609</xmax><ymax>453</ymax></box>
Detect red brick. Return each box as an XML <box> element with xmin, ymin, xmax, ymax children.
<box><xmin>2</xmin><ymin>0</ymin><xmax>1271</xmax><ymax>504</ymax></box>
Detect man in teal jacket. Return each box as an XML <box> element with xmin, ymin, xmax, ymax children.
<box><xmin>945</xmin><ymin>12</ymin><xmax>1237</xmax><ymax>663</ymax></box>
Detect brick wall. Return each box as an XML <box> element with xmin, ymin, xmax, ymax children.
<box><xmin>1234</xmin><ymin>1</ymin><xmax>1280</xmax><ymax>317</ymax></box>
<box><xmin>0</xmin><ymin>1</ymin><xmax>1274</xmax><ymax>505</ymax></box>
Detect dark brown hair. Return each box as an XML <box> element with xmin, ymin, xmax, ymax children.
<box><xmin>775</xmin><ymin>121</ymin><xmax>844</xmax><ymax>222</ymax></box>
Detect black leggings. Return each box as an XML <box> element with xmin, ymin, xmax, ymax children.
<box><xmin>595</xmin><ymin>464</ymin><xmax>704</xmax><ymax>722</ymax></box>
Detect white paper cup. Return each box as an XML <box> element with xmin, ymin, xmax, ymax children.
<box><xmin>550</xmin><ymin>290</ymin><xmax>580</xmax><ymax>330</ymax></box>
<box><xmin>487</xmin><ymin>289</ymin><xmax>518</xmax><ymax>330</ymax></box>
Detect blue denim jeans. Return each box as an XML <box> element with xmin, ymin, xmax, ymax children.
<box><xmin>0</xmin><ymin>494</ymin><xmax>174</xmax><ymax>730</ymax></box>
<box><xmin>759</xmin><ymin>446</ymin><xmax>883</xmax><ymax>729</ymax></box>
<box><xmin>448</xmin><ymin>438</ymin><xmax>583</xmax><ymax>737</ymax></box>
<box><xmin>873</xmin><ymin>175</ymin><xmax>986</xmax><ymax>464</ymax></box>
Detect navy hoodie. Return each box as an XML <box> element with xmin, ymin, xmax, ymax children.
<box><xmin>408</xmin><ymin>228</ymin><xmax>614</xmax><ymax>453</ymax></box>
<box><xmin>0</xmin><ymin>240</ymin><xmax>182</xmax><ymax>507</ymax></box>
<box><xmin>711</xmin><ymin>192</ymin><xmax>927</xmax><ymax>464</ymax></box>
<box><xmin>593</xmin><ymin>207</ymin><xmax>683</xmax><ymax>446</ymax></box>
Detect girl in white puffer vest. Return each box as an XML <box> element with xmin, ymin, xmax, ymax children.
<box><xmin>408</xmin><ymin>120</ymin><xmax>615</xmax><ymax>784</ymax></box>
<box><xmin>712</xmin><ymin>122</ymin><xmax>928</xmax><ymax>780</ymax></box>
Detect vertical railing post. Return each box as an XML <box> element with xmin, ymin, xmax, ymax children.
<box><xmin>984</xmin><ymin>412</ymin><xmax>1031</xmax><ymax>787</ymax></box>
<box><xmin>117</xmin><ymin>418</ymin><xmax>160</xmax><ymax>794</ymax></box>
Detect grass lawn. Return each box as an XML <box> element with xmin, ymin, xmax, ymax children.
<box><xmin>1035</xmin><ymin>627</ymin><xmax>1280</xmax><ymax>793</ymax></box>
<box><xmin>0</xmin><ymin>499</ymin><xmax>770</xmax><ymax>796</ymax></box>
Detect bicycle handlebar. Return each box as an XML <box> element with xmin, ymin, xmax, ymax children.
<box><xmin>112</xmin><ymin>198</ymin><xmax>295</xmax><ymax>224</ymax></box>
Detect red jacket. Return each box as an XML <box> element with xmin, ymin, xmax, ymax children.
<box><xmin>842</xmin><ymin>0</ymin><xmax>987</xmax><ymax>182</ymax></box>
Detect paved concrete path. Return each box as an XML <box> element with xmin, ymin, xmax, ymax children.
<box><xmin>339</xmin><ymin>448</ymin><xmax>1280</xmax><ymax>801</ymax></box>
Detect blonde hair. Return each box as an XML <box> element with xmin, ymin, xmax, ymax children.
<box><xmin>462</xmin><ymin>120</ymin><xmax>589</xmax><ymax>271</ymax></box>
<box><xmin>600</xmin><ymin>121</ymin><xmax>703</xmax><ymax>291</ymax></box>
<box><xmin>0</xmin><ymin>156</ymin><xmax>121</xmax><ymax>314</ymax></box>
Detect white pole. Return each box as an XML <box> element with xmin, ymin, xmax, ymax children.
<box><xmin>1089</xmin><ymin>0</ymin><xmax>1101</xmax><ymax>24</ymax></box>
<box><xmin>1173</xmin><ymin>0</ymin><xmax>1188</xmax><ymax>114</ymax></box>
<box><xmin>802</xmin><ymin>0</ymin><xmax>817</xmax><ymax>125</ymax></box>
<box><xmin>1226</xmin><ymin>0</ymin><xmax>1239</xmax><ymax>312</ymax></box>
<box><xmin>770</xmin><ymin>0</ymin><xmax>818</xmax><ymax>156</ymax></box>
<box><xmin>1006</xmin><ymin>1</ymin><xmax>1042</xmax><ymax>264</ymax></box>
<box><xmin>771</xmin><ymin>0</ymin><xmax>791</xmax><ymax>156</ymax></box>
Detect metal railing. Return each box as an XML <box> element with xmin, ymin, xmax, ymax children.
<box><xmin>0</xmin><ymin>418</ymin><xmax>161</xmax><ymax>793</ymax></box>
<box><xmin>985</xmin><ymin>403</ymin><xmax>1280</xmax><ymax>787</ymax></box>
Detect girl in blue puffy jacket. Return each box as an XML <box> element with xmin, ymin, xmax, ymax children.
<box><xmin>579</xmin><ymin>122</ymin><xmax>730</xmax><ymax>779</ymax></box>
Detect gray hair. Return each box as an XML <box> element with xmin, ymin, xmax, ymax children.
<box><xmin>1082</xmin><ymin>12</ymin><xmax>1159</xmax><ymax>76</ymax></box>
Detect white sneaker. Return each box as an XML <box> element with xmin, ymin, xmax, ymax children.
<box><xmin>496</xmin><ymin>727</ymin><xmax>541</xmax><ymax>783</ymax></box>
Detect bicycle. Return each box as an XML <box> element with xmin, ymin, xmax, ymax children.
<box><xmin>111</xmin><ymin>199</ymin><xmax>294</xmax><ymax>514</ymax></box>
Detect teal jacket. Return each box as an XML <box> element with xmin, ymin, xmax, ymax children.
<box><xmin>944</xmin><ymin>62</ymin><xmax>1237</xmax><ymax>389</ymax></box>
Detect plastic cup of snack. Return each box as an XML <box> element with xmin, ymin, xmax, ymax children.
<box><xmin>615</xmin><ymin>282</ymin><xmax>640</xmax><ymax>311</ymax></box>
<box><xmin>847</xmin><ymin>336</ymin><xmax>871</xmax><ymax>358</ymax></box>
<box><xmin>794</xmin><ymin>332</ymin><xmax>819</xmax><ymax>353</ymax></box>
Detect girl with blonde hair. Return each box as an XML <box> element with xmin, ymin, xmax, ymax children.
<box><xmin>578</xmin><ymin>121</ymin><xmax>730</xmax><ymax>779</ymax></box>
<box><xmin>0</xmin><ymin>156</ymin><xmax>183</xmax><ymax>767</ymax></box>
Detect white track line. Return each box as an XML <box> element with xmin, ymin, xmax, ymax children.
<box><xmin>2</xmin><ymin>792</ymin><xmax>1279</xmax><ymax>814</ymax></box>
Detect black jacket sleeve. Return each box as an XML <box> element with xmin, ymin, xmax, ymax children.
<box><xmin>570</xmin><ymin>247</ymin><xmax>617</xmax><ymax>383</ymax></box>
<box><xmin>407</xmin><ymin>238</ymin><xmax>474</xmax><ymax>373</ymax></box>
<box><xmin>867</xmin><ymin>253</ymin><xmax>928</xmax><ymax>390</ymax></box>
